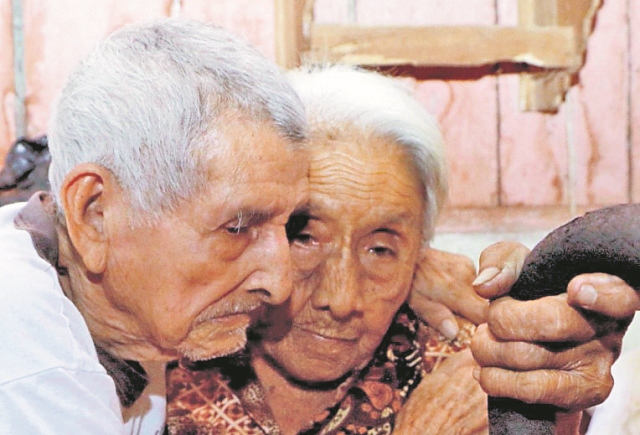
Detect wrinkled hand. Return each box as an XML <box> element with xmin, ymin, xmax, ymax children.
<box><xmin>470</xmin><ymin>241</ymin><xmax>635</xmax><ymax>412</ymax></box>
<box><xmin>409</xmin><ymin>248</ymin><xmax>488</xmax><ymax>339</ymax></box>
<box><xmin>395</xmin><ymin>349</ymin><xmax>488</xmax><ymax>435</ymax></box>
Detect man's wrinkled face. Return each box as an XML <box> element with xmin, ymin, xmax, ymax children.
<box><xmin>105</xmin><ymin>120</ymin><xmax>308</xmax><ymax>361</ymax></box>
<box><xmin>258</xmin><ymin>134</ymin><xmax>425</xmax><ymax>382</ymax></box>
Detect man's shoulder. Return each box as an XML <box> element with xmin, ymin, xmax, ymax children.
<box><xmin>0</xmin><ymin>211</ymin><xmax>100</xmax><ymax>385</ymax></box>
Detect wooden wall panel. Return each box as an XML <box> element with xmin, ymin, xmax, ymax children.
<box><xmin>356</xmin><ymin>0</ymin><xmax>495</xmax><ymax>25</ymax></box>
<box><xmin>567</xmin><ymin>0</ymin><xmax>629</xmax><ymax>206</ymax></box>
<box><xmin>22</xmin><ymin>0</ymin><xmax>168</xmax><ymax>138</ymax></box>
<box><xmin>356</xmin><ymin>0</ymin><xmax>499</xmax><ymax>207</ymax></box>
<box><xmin>181</xmin><ymin>0</ymin><xmax>276</xmax><ymax>60</ymax></box>
<box><xmin>498</xmin><ymin>0</ymin><xmax>628</xmax><ymax>208</ymax></box>
<box><xmin>498</xmin><ymin>74</ymin><xmax>570</xmax><ymax>205</ymax></box>
<box><xmin>415</xmin><ymin>78</ymin><xmax>499</xmax><ymax>207</ymax></box>
<box><xmin>497</xmin><ymin>0</ymin><xmax>570</xmax><ymax>206</ymax></box>
<box><xmin>314</xmin><ymin>0</ymin><xmax>352</xmax><ymax>24</ymax></box>
<box><xmin>0</xmin><ymin>1</ymin><xmax>15</xmax><ymax>161</ymax></box>
<box><xmin>0</xmin><ymin>0</ymin><xmax>633</xmax><ymax>221</ymax></box>
<box><xmin>630</xmin><ymin>0</ymin><xmax>640</xmax><ymax>202</ymax></box>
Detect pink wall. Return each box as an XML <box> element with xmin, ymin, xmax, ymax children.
<box><xmin>0</xmin><ymin>1</ymin><xmax>14</xmax><ymax>148</ymax></box>
<box><xmin>0</xmin><ymin>0</ymin><xmax>636</xmax><ymax>229</ymax></box>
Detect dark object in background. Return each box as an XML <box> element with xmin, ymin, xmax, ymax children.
<box><xmin>0</xmin><ymin>136</ymin><xmax>50</xmax><ymax>206</ymax></box>
<box><xmin>489</xmin><ymin>203</ymin><xmax>640</xmax><ymax>434</ymax></box>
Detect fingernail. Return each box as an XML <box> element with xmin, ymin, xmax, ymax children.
<box><xmin>439</xmin><ymin>319</ymin><xmax>459</xmax><ymax>340</ymax></box>
<box><xmin>472</xmin><ymin>267</ymin><xmax>501</xmax><ymax>286</ymax></box>
<box><xmin>472</xmin><ymin>367</ymin><xmax>480</xmax><ymax>381</ymax></box>
<box><xmin>576</xmin><ymin>284</ymin><xmax>598</xmax><ymax>307</ymax></box>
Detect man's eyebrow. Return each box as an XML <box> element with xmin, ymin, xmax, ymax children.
<box><xmin>234</xmin><ymin>210</ymin><xmax>274</xmax><ymax>225</ymax></box>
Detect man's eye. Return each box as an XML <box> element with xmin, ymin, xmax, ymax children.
<box><xmin>226</xmin><ymin>224</ymin><xmax>249</xmax><ymax>235</ymax></box>
<box><xmin>368</xmin><ymin>245</ymin><xmax>395</xmax><ymax>256</ymax></box>
<box><xmin>226</xmin><ymin>213</ymin><xmax>249</xmax><ymax>235</ymax></box>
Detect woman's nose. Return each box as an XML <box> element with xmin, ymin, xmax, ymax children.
<box><xmin>311</xmin><ymin>247</ymin><xmax>364</xmax><ymax>319</ymax></box>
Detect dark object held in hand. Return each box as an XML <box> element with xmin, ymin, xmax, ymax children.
<box><xmin>489</xmin><ymin>203</ymin><xmax>640</xmax><ymax>435</ymax></box>
<box><xmin>0</xmin><ymin>136</ymin><xmax>50</xmax><ymax>206</ymax></box>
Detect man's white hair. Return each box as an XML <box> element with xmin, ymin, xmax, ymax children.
<box><xmin>287</xmin><ymin>65</ymin><xmax>448</xmax><ymax>243</ymax></box>
<box><xmin>48</xmin><ymin>18</ymin><xmax>307</xmax><ymax>223</ymax></box>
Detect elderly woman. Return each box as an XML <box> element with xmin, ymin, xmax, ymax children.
<box><xmin>165</xmin><ymin>66</ymin><xmax>633</xmax><ymax>435</ymax></box>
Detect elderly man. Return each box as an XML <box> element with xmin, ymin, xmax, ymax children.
<box><xmin>0</xmin><ymin>19</ymin><xmax>308</xmax><ymax>434</ymax></box>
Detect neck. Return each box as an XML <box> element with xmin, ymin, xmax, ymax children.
<box><xmin>56</xmin><ymin>224</ymin><xmax>176</xmax><ymax>362</ymax></box>
<box><xmin>251</xmin><ymin>348</ymin><xmax>351</xmax><ymax>435</ymax></box>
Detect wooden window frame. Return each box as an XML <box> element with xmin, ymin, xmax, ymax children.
<box><xmin>274</xmin><ymin>0</ymin><xmax>602</xmax><ymax>112</ymax></box>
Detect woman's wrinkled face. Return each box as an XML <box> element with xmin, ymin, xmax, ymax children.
<box><xmin>258</xmin><ymin>134</ymin><xmax>425</xmax><ymax>382</ymax></box>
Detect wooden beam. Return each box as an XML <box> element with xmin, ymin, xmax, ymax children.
<box><xmin>558</xmin><ymin>0</ymin><xmax>602</xmax><ymax>52</ymax></box>
<box><xmin>274</xmin><ymin>0</ymin><xmax>308</xmax><ymax>69</ymax></box>
<box><xmin>307</xmin><ymin>25</ymin><xmax>577</xmax><ymax>68</ymax></box>
<box><xmin>273</xmin><ymin>0</ymin><xmax>603</xmax><ymax>112</ymax></box>
<box><xmin>518</xmin><ymin>0</ymin><xmax>601</xmax><ymax>112</ymax></box>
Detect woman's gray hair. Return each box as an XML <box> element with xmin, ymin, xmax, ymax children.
<box><xmin>48</xmin><ymin>18</ymin><xmax>307</xmax><ymax>223</ymax></box>
<box><xmin>286</xmin><ymin>65</ymin><xmax>448</xmax><ymax>243</ymax></box>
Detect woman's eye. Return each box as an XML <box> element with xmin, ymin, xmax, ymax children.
<box><xmin>286</xmin><ymin>212</ymin><xmax>310</xmax><ymax>243</ymax></box>
<box><xmin>292</xmin><ymin>232</ymin><xmax>313</xmax><ymax>244</ymax></box>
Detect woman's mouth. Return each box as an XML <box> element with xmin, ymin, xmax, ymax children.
<box><xmin>292</xmin><ymin>324</ymin><xmax>358</xmax><ymax>342</ymax></box>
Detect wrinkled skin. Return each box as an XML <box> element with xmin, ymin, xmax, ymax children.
<box><xmin>60</xmin><ymin>119</ymin><xmax>309</xmax><ymax>362</ymax></box>
<box><xmin>258</xmin><ymin>135</ymin><xmax>424</xmax><ymax>383</ymax></box>
<box><xmin>395</xmin><ymin>349</ymin><xmax>488</xmax><ymax>435</ymax></box>
<box><xmin>410</xmin><ymin>248</ymin><xmax>487</xmax><ymax>338</ymax></box>
<box><xmin>471</xmin><ymin>241</ymin><xmax>638</xmax><ymax>431</ymax></box>
<box><xmin>251</xmin><ymin>134</ymin><xmax>431</xmax><ymax>435</ymax></box>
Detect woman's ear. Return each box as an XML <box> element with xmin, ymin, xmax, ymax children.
<box><xmin>59</xmin><ymin>163</ymin><xmax>115</xmax><ymax>274</ymax></box>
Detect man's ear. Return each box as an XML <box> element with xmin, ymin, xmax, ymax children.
<box><xmin>59</xmin><ymin>163</ymin><xmax>118</xmax><ymax>274</ymax></box>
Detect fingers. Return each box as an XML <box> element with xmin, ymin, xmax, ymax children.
<box><xmin>474</xmin><ymin>242</ymin><xmax>530</xmax><ymax>299</ymax></box>
<box><xmin>396</xmin><ymin>348</ymin><xmax>488</xmax><ymax>435</ymax></box>
<box><xmin>411</xmin><ymin>248</ymin><xmax>487</xmax><ymax>330</ymax></box>
<box><xmin>567</xmin><ymin>273</ymin><xmax>640</xmax><ymax>318</ymax></box>
<box><xmin>474</xmin><ymin>364</ymin><xmax>613</xmax><ymax>411</ymax></box>
<box><xmin>485</xmin><ymin>293</ymin><xmax>632</xmax><ymax>344</ymax></box>
<box><xmin>421</xmin><ymin>247</ymin><xmax>477</xmax><ymax>276</ymax></box>
<box><xmin>432</xmin><ymin>282</ymin><xmax>488</xmax><ymax>326</ymax></box>
<box><xmin>407</xmin><ymin>294</ymin><xmax>459</xmax><ymax>340</ymax></box>
<box><xmin>471</xmin><ymin>324</ymin><xmax>623</xmax><ymax>370</ymax></box>
<box><xmin>471</xmin><ymin>323</ymin><xmax>621</xmax><ymax>411</ymax></box>
<box><xmin>485</xmin><ymin>295</ymin><xmax>599</xmax><ymax>342</ymax></box>
<box><xmin>433</xmin><ymin>348</ymin><xmax>476</xmax><ymax>374</ymax></box>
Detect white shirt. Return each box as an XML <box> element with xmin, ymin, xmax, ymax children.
<box><xmin>0</xmin><ymin>202</ymin><xmax>124</xmax><ymax>434</ymax></box>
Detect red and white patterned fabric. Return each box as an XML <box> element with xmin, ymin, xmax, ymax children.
<box><xmin>165</xmin><ymin>305</ymin><xmax>475</xmax><ymax>435</ymax></box>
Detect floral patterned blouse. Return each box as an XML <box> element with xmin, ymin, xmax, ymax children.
<box><xmin>165</xmin><ymin>305</ymin><xmax>475</xmax><ymax>435</ymax></box>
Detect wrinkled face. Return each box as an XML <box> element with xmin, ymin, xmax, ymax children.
<box><xmin>105</xmin><ymin>120</ymin><xmax>308</xmax><ymax>361</ymax></box>
<box><xmin>258</xmin><ymin>134</ymin><xmax>425</xmax><ymax>382</ymax></box>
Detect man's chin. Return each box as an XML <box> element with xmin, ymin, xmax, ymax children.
<box><xmin>177</xmin><ymin>314</ymin><xmax>251</xmax><ymax>361</ymax></box>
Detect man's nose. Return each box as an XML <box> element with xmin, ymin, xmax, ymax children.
<box><xmin>312</xmin><ymin>247</ymin><xmax>364</xmax><ymax>319</ymax></box>
<box><xmin>250</xmin><ymin>224</ymin><xmax>293</xmax><ymax>306</ymax></box>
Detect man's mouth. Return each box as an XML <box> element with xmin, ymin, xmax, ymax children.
<box><xmin>195</xmin><ymin>301</ymin><xmax>264</xmax><ymax>326</ymax></box>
